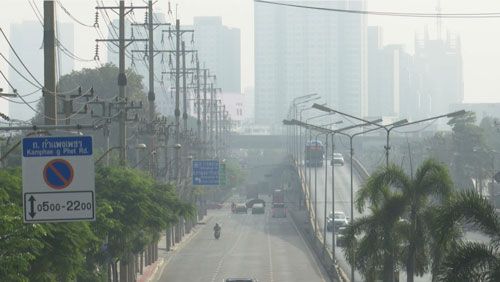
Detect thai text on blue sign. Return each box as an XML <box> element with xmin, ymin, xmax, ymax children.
<box><xmin>192</xmin><ymin>160</ymin><xmax>220</xmax><ymax>185</ymax></box>
<box><xmin>23</xmin><ymin>136</ymin><xmax>93</xmax><ymax>157</ymax></box>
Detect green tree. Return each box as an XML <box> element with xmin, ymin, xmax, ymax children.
<box><xmin>0</xmin><ymin>168</ymin><xmax>46</xmax><ymax>282</ymax></box>
<box><xmin>434</xmin><ymin>190</ymin><xmax>500</xmax><ymax>281</ymax></box>
<box><xmin>91</xmin><ymin>166</ymin><xmax>194</xmax><ymax>280</ymax></box>
<box><xmin>344</xmin><ymin>193</ymin><xmax>408</xmax><ymax>281</ymax></box>
<box><xmin>32</xmin><ymin>64</ymin><xmax>148</xmax><ymax>153</ymax></box>
<box><xmin>345</xmin><ymin>159</ymin><xmax>454</xmax><ymax>281</ymax></box>
<box><xmin>448</xmin><ymin>111</ymin><xmax>489</xmax><ymax>191</ymax></box>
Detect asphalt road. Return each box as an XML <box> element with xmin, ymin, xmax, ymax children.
<box><xmin>303</xmin><ymin>161</ymin><xmax>363</xmax><ymax>281</ymax></box>
<box><xmin>155</xmin><ymin>200</ymin><xmax>329</xmax><ymax>282</ymax></box>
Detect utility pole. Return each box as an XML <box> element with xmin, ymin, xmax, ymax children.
<box><xmin>117</xmin><ymin>1</ymin><xmax>126</xmax><ymax>166</ymax></box>
<box><xmin>43</xmin><ymin>1</ymin><xmax>56</xmax><ymax>125</ymax></box>
<box><xmin>60</xmin><ymin>87</ymin><xmax>93</xmax><ymax>125</ymax></box>
<box><xmin>202</xmin><ymin>70</ymin><xmax>208</xmax><ymax>150</ymax></box>
<box><xmin>182</xmin><ymin>41</ymin><xmax>188</xmax><ymax>132</ymax></box>
<box><xmin>195</xmin><ymin>59</ymin><xmax>201</xmax><ymax>145</ymax></box>
<box><xmin>147</xmin><ymin>0</ymin><xmax>156</xmax><ymax>178</ymax></box>
<box><xmin>174</xmin><ymin>19</ymin><xmax>181</xmax><ymax>181</ymax></box>
<box><xmin>96</xmin><ymin>1</ymin><xmax>147</xmax><ymax>166</ymax></box>
<box><xmin>209</xmin><ymin>83</ymin><xmax>214</xmax><ymax>157</ymax></box>
<box><xmin>215</xmin><ymin>100</ymin><xmax>220</xmax><ymax>157</ymax></box>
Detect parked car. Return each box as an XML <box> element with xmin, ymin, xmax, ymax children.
<box><xmin>234</xmin><ymin>203</ymin><xmax>248</xmax><ymax>214</ymax></box>
<box><xmin>271</xmin><ymin>203</ymin><xmax>286</xmax><ymax>218</ymax></box>
<box><xmin>251</xmin><ymin>203</ymin><xmax>265</xmax><ymax>214</ymax></box>
<box><xmin>246</xmin><ymin>198</ymin><xmax>266</xmax><ymax>208</ymax></box>
<box><xmin>327</xmin><ymin>211</ymin><xmax>349</xmax><ymax>231</ymax></box>
<box><xmin>331</xmin><ymin>153</ymin><xmax>345</xmax><ymax>166</ymax></box>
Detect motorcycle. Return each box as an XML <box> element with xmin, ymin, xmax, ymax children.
<box><xmin>214</xmin><ymin>229</ymin><xmax>221</xmax><ymax>239</ymax></box>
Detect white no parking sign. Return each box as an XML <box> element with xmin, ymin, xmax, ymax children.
<box><xmin>22</xmin><ymin>136</ymin><xmax>95</xmax><ymax>223</ymax></box>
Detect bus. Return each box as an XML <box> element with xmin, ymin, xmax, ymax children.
<box><xmin>305</xmin><ymin>140</ymin><xmax>324</xmax><ymax>167</ymax></box>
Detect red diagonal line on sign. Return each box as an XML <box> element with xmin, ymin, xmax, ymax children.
<box><xmin>48</xmin><ymin>163</ymin><xmax>70</xmax><ymax>187</ymax></box>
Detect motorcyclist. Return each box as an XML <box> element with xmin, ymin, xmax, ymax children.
<box><xmin>231</xmin><ymin>202</ymin><xmax>236</xmax><ymax>212</ymax></box>
<box><xmin>214</xmin><ymin>223</ymin><xmax>221</xmax><ymax>232</ymax></box>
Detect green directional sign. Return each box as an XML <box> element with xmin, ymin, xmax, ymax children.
<box><xmin>219</xmin><ymin>163</ymin><xmax>226</xmax><ymax>186</ymax></box>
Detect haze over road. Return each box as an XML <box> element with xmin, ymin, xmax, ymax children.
<box><xmin>155</xmin><ymin>200</ymin><xmax>328</xmax><ymax>282</ymax></box>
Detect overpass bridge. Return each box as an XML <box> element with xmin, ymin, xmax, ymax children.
<box><xmin>228</xmin><ymin>133</ymin><xmax>412</xmax><ymax>150</ymax></box>
<box><xmin>229</xmin><ymin>134</ymin><xmax>287</xmax><ymax>149</ymax></box>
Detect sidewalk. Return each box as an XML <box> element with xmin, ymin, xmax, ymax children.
<box><xmin>136</xmin><ymin>214</ymin><xmax>213</xmax><ymax>282</ymax></box>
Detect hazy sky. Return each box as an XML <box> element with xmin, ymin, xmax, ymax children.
<box><xmin>1</xmin><ymin>0</ymin><xmax>500</xmax><ymax>102</ymax></box>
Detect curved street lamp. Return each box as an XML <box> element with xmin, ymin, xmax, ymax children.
<box><xmin>312</xmin><ymin>103</ymin><xmax>464</xmax><ymax>167</ymax></box>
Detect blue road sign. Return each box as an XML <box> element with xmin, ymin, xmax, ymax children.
<box><xmin>192</xmin><ymin>160</ymin><xmax>220</xmax><ymax>186</ymax></box>
<box><xmin>43</xmin><ymin>159</ymin><xmax>74</xmax><ymax>190</ymax></box>
<box><xmin>23</xmin><ymin>136</ymin><xmax>92</xmax><ymax>157</ymax></box>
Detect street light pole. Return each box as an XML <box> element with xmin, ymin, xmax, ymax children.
<box><xmin>287</xmin><ymin>118</ymin><xmax>383</xmax><ymax>282</ymax></box>
<box><xmin>313</xmin><ymin>103</ymin><xmax>465</xmax><ymax>167</ymax></box>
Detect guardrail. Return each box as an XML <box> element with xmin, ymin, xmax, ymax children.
<box><xmin>293</xmin><ymin>159</ymin><xmax>345</xmax><ymax>282</ymax></box>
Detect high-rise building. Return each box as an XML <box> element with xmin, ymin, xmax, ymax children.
<box><xmin>192</xmin><ymin>17</ymin><xmax>241</xmax><ymax>93</ymax></box>
<box><xmin>8</xmin><ymin>21</ymin><xmax>74</xmax><ymax>120</ymax></box>
<box><xmin>413</xmin><ymin>31</ymin><xmax>463</xmax><ymax>118</ymax></box>
<box><xmin>254</xmin><ymin>1</ymin><xmax>366</xmax><ymax>130</ymax></box>
<box><xmin>367</xmin><ymin>26</ymin><xmax>400</xmax><ymax>117</ymax></box>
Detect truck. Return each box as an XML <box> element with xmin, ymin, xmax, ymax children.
<box><xmin>272</xmin><ymin>189</ymin><xmax>286</xmax><ymax>218</ymax></box>
<box><xmin>272</xmin><ymin>189</ymin><xmax>284</xmax><ymax>204</ymax></box>
<box><xmin>305</xmin><ymin>140</ymin><xmax>324</xmax><ymax>167</ymax></box>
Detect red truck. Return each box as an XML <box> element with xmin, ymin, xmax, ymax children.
<box><xmin>272</xmin><ymin>189</ymin><xmax>284</xmax><ymax>204</ymax></box>
<box><xmin>272</xmin><ymin>189</ymin><xmax>286</xmax><ymax>218</ymax></box>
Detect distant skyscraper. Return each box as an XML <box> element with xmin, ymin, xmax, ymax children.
<box><xmin>413</xmin><ymin>31</ymin><xmax>464</xmax><ymax>117</ymax></box>
<box><xmin>254</xmin><ymin>1</ymin><xmax>366</xmax><ymax>129</ymax></box>
<box><xmin>192</xmin><ymin>17</ymin><xmax>241</xmax><ymax>93</ymax></box>
<box><xmin>8</xmin><ymin>21</ymin><xmax>74</xmax><ymax>120</ymax></box>
<box><xmin>367</xmin><ymin>26</ymin><xmax>400</xmax><ymax>117</ymax></box>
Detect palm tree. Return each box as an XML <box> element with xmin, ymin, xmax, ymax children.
<box><xmin>346</xmin><ymin>159</ymin><xmax>454</xmax><ymax>282</ymax></box>
<box><xmin>434</xmin><ymin>190</ymin><xmax>500</xmax><ymax>281</ymax></box>
<box><xmin>344</xmin><ymin>193</ymin><xmax>408</xmax><ymax>282</ymax></box>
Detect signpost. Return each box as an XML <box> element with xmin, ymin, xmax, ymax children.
<box><xmin>22</xmin><ymin>136</ymin><xmax>95</xmax><ymax>223</ymax></box>
<box><xmin>219</xmin><ymin>163</ymin><xmax>226</xmax><ymax>186</ymax></box>
<box><xmin>192</xmin><ymin>160</ymin><xmax>219</xmax><ymax>186</ymax></box>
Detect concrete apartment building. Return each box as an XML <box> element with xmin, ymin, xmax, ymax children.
<box><xmin>254</xmin><ymin>0</ymin><xmax>367</xmax><ymax>131</ymax></box>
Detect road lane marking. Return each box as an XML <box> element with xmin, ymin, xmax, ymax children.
<box><xmin>210</xmin><ymin>215</ymin><xmax>246</xmax><ymax>282</ymax></box>
<box><xmin>265</xmin><ymin>212</ymin><xmax>275</xmax><ymax>282</ymax></box>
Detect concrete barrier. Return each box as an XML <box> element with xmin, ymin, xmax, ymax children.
<box><xmin>290</xmin><ymin>162</ymin><xmax>344</xmax><ymax>282</ymax></box>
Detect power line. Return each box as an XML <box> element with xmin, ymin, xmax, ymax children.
<box><xmin>0</xmin><ymin>53</ymin><xmax>42</xmax><ymax>89</ymax></box>
<box><xmin>56</xmin><ymin>0</ymin><xmax>95</xmax><ymax>28</ymax></box>
<box><xmin>28</xmin><ymin>0</ymin><xmax>44</xmax><ymax>27</ymax></box>
<box><xmin>56</xmin><ymin>38</ymin><xmax>95</xmax><ymax>62</ymax></box>
<box><xmin>254</xmin><ymin>0</ymin><xmax>500</xmax><ymax>18</ymax></box>
<box><xmin>0</xmin><ymin>28</ymin><xmax>44</xmax><ymax>87</ymax></box>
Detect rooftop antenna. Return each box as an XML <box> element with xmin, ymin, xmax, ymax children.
<box><xmin>436</xmin><ymin>0</ymin><xmax>442</xmax><ymax>40</ymax></box>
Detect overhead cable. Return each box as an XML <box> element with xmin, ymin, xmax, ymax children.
<box><xmin>56</xmin><ymin>0</ymin><xmax>95</xmax><ymax>28</ymax></box>
<box><xmin>254</xmin><ymin>0</ymin><xmax>500</xmax><ymax>18</ymax></box>
<box><xmin>0</xmin><ymin>28</ymin><xmax>44</xmax><ymax>87</ymax></box>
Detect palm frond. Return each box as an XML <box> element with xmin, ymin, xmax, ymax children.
<box><xmin>414</xmin><ymin>159</ymin><xmax>453</xmax><ymax>201</ymax></box>
<box><xmin>356</xmin><ymin>165</ymin><xmax>410</xmax><ymax>212</ymax></box>
<box><xmin>435</xmin><ymin>190</ymin><xmax>500</xmax><ymax>240</ymax></box>
<box><xmin>437</xmin><ymin>242</ymin><xmax>497</xmax><ymax>282</ymax></box>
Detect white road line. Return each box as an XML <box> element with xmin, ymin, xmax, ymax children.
<box><xmin>210</xmin><ymin>216</ymin><xmax>246</xmax><ymax>282</ymax></box>
<box><xmin>266</xmin><ymin>212</ymin><xmax>275</xmax><ymax>282</ymax></box>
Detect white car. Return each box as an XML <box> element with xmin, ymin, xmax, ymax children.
<box><xmin>327</xmin><ymin>211</ymin><xmax>349</xmax><ymax>231</ymax></box>
<box><xmin>331</xmin><ymin>153</ymin><xmax>345</xmax><ymax>166</ymax></box>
